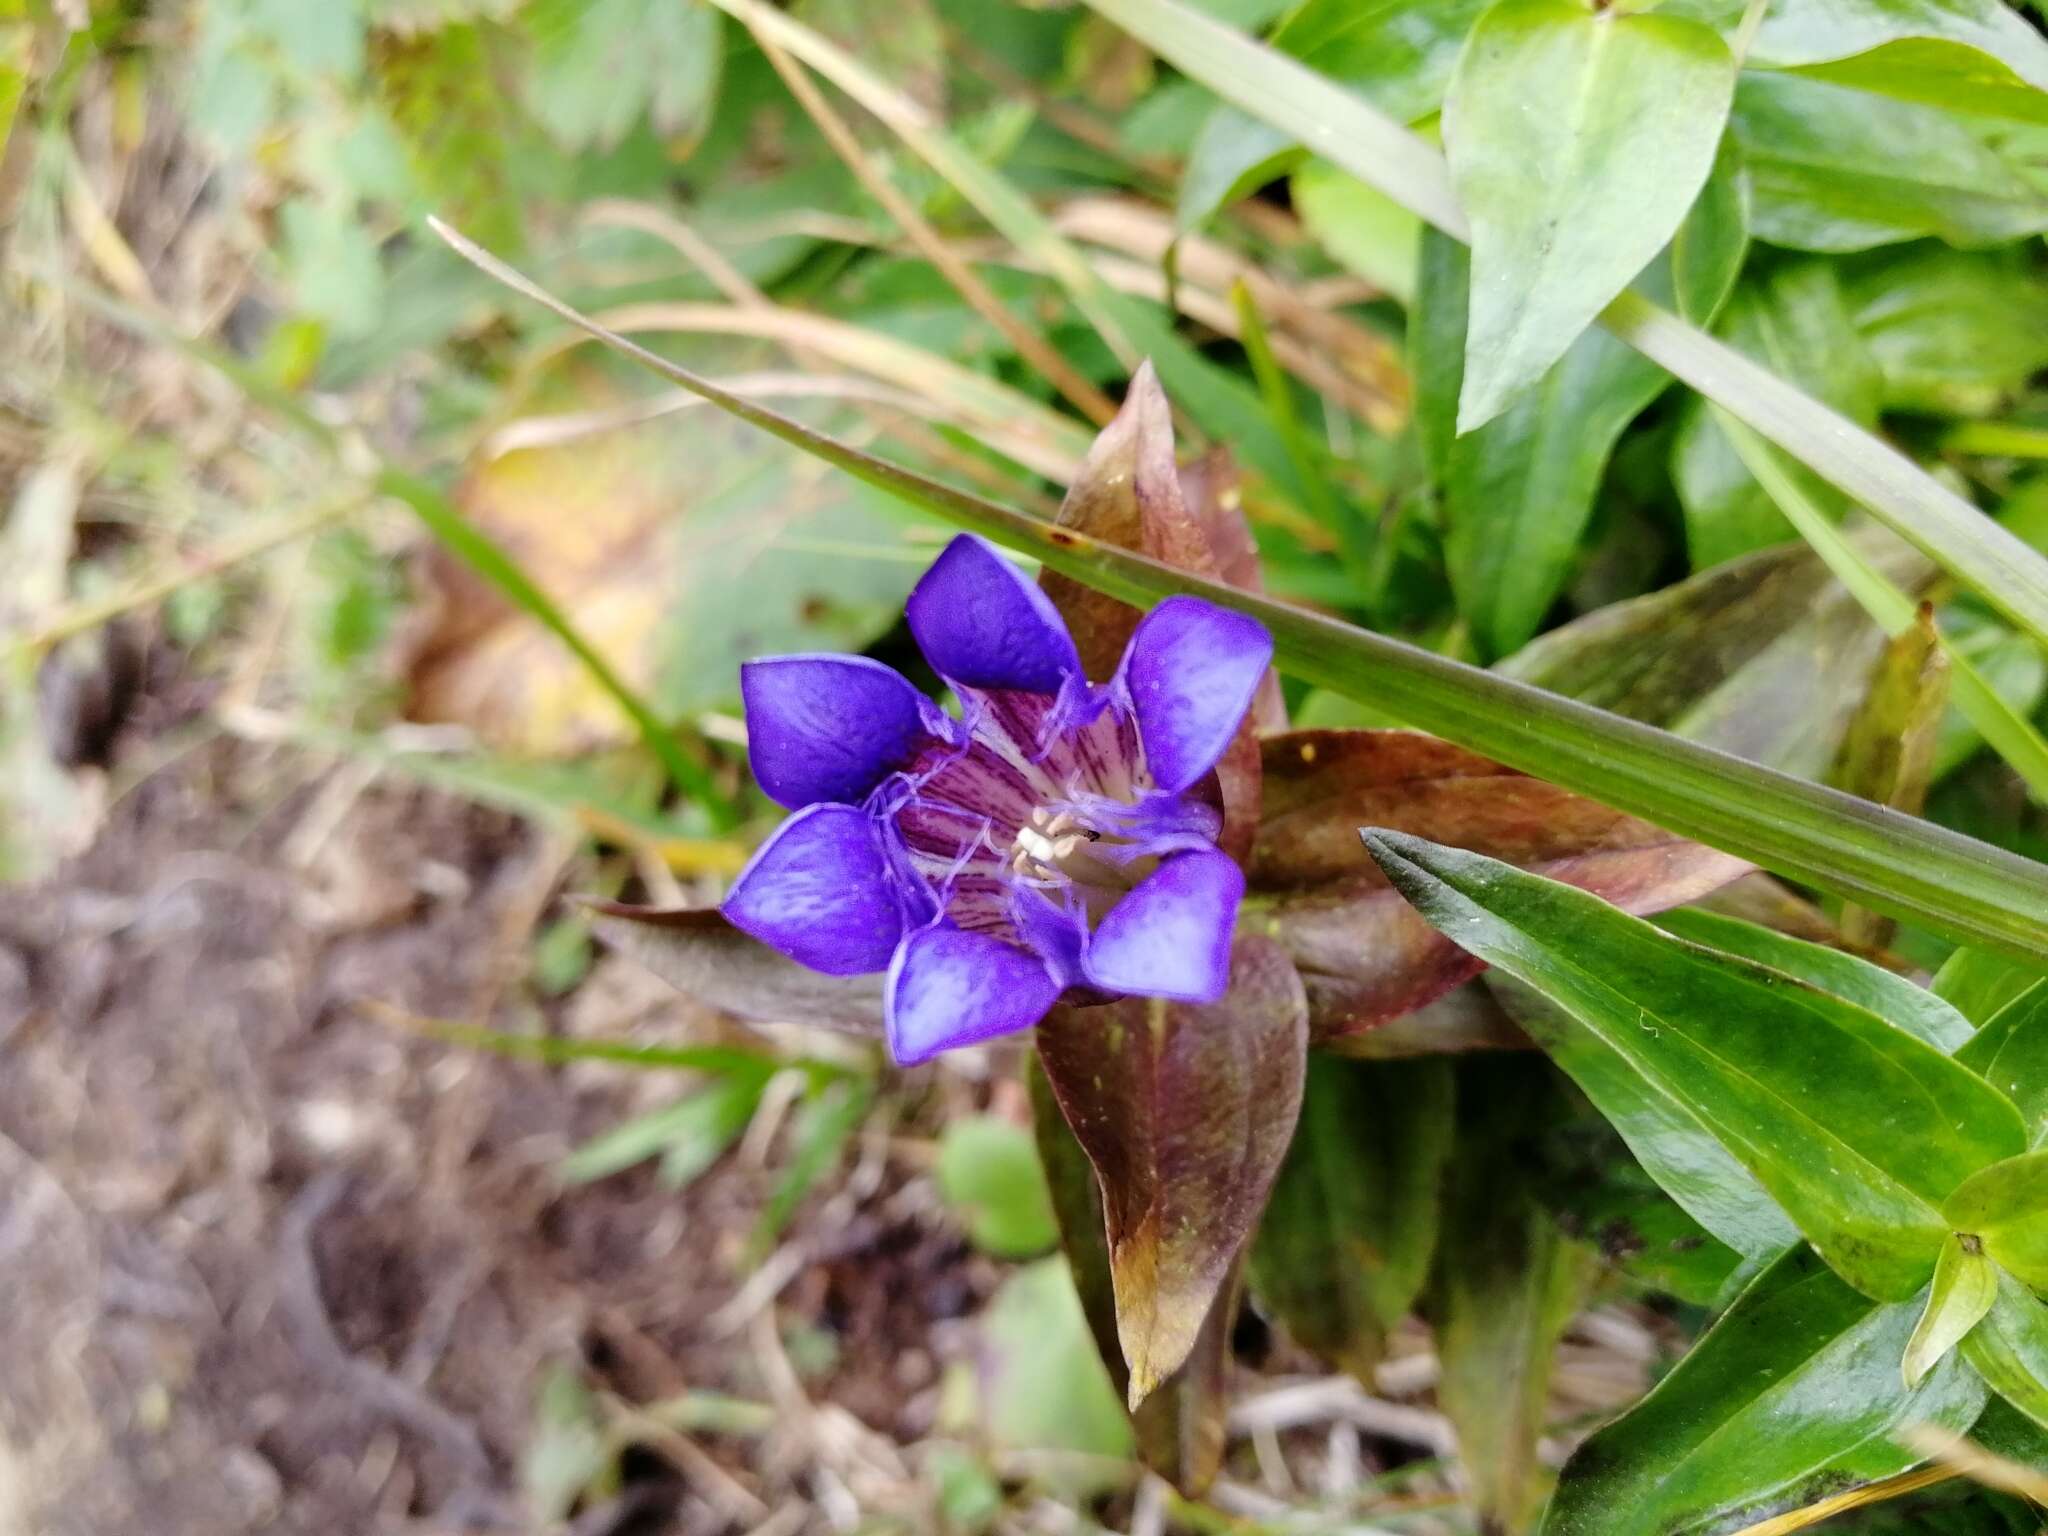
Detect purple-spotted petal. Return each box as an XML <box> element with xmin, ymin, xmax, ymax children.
<box><xmin>906</xmin><ymin>534</ymin><xmax>1081</xmax><ymax>695</ymax></box>
<box><xmin>886</xmin><ymin>922</ymin><xmax>1061</xmax><ymax>1064</ymax></box>
<box><xmin>1083</xmin><ymin>848</ymin><xmax>1243</xmax><ymax>1002</ymax></box>
<box><xmin>722</xmin><ymin>804</ymin><xmax>904</xmax><ymax>976</ymax></box>
<box><xmin>741</xmin><ymin>654</ymin><xmax>951</xmax><ymax>811</ymax></box>
<box><xmin>1117</xmin><ymin>597</ymin><xmax>1273</xmax><ymax>794</ymax></box>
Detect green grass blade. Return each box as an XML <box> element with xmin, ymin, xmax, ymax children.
<box><xmin>429</xmin><ymin>218</ymin><xmax>2048</xmax><ymax>963</ymax></box>
<box><xmin>1078</xmin><ymin>0</ymin><xmax>2048</xmax><ymax>655</ymax></box>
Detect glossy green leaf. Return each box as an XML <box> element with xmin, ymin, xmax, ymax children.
<box><xmin>1904</xmin><ymin>1233</ymin><xmax>2000</xmax><ymax>1387</ymax></box>
<box><xmin>1654</xmin><ymin>908</ymin><xmax>1972</xmax><ymax>1052</ymax></box>
<box><xmin>1672</xmin><ymin>261</ymin><xmax>1882</xmax><ymax>569</ymax></box>
<box><xmin>1271</xmin><ymin>0</ymin><xmax>1488</xmax><ymax>125</ymax></box>
<box><xmin>1541</xmin><ymin>1246</ymin><xmax>1990</xmax><ymax>1536</ymax></box>
<box><xmin>1417</xmin><ymin>148</ymin><xmax>1748</xmax><ymax>657</ymax></box>
<box><xmin>1443</xmin><ymin>0</ymin><xmax>1736</xmax><ymax>430</ymax></box>
<box><xmin>1248</xmin><ymin>1056</ymin><xmax>1452</xmax><ymax>1378</ymax></box>
<box><xmin>1361</xmin><ymin>832</ymin><xmax>2028</xmax><ymax>1298</ymax></box>
<box><xmin>1956</xmin><ymin>984</ymin><xmax>2048</xmax><ymax>1147</ymax></box>
<box><xmin>935</xmin><ymin>1117</ymin><xmax>1060</xmax><ymax>1260</ymax></box>
<box><xmin>1731</xmin><ymin>74</ymin><xmax>2048</xmax><ymax>252</ymax></box>
<box><xmin>1489</xmin><ymin>971</ymin><xmax>1800</xmax><ymax>1263</ymax></box>
<box><xmin>1962</xmin><ymin>1269</ymin><xmax>2048</xmax><ymax>1435</ymax></box>
<box><xmin>433</xmin><ymin>220</ymin><xmax>2048</xmax><ymax>964</ymax></box>
<box><xmin>1085</xmin><ymin>0</ymin><xmax>2048</xmax><ymax>660</ymax></box>
<box><xmin>1946</xmin><ymin>1151</ymin><xmax>2048</xmax><ymax>1293</ymax></box>
<box><xmin>1433</xmin><ymin>1058</ymin><xmax>1595</xmax><ymax>1536</ymax></box>
<box><xmin>1938</xmin><ymin>950</ymin><xmax>2048</xmax><ymax>1028</ymax></box>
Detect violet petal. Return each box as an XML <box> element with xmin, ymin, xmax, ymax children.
<box><xmin>741</xmin><ymin>654</ymin><xmax>950</xmax><ymax>811</ymax></box>
<box><xmin>906</xmin><ymin>534</ymin><xmax>1081</xmax><ymax>695</ymax></box>
<box><xmin>886</xmin><ymin>922</ymin><xmax>1061</xmax><ymax>1064</ymax></box>
<box><xmin>1082</xmin><ymin>847</ymin><xmax>1243</xmax><ymax>1002</ymax></box>
<box><xmin>721</xmin><ymin>803</ymin><xmax>904</xmax><ymax>976</ymax></box>
<box><xmin>1117</xmin><ymin>596</ymin><xmax>1273</xmax><ymax>795</ymax></box>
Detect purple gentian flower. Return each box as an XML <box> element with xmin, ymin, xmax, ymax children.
<box><xmin>721</xmin><ymin>533</ymin><xmax>1274</xmax><ymax>1065</ymax></box>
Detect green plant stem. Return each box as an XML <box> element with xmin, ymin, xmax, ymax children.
<box><xmin>431</xmin><ymin>216</ymin><xmax>2048</xmax><ymax>962</ymax></box>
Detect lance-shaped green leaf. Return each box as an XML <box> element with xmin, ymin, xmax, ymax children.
<box><xmin>1903</xmin><ymin>1233</ymin><xmax>2000</xmax><ymax>1388</ymax></box>
<box><xmin>589</xmin><ymin>905</ymin><xmax>884</xmax><ymax>1034</ymax></box>
<box><xmin>1415</xmin><ymin>145</ymin><xmax>1748</xmax><ymax>659</ymax></box>
<box><xmin>1963</xmin><ymin>1270</ymin><xmax>2048</xmax><ymax>1435</ymax></box>
<box><xmin>1655</xmin><ymin>907</ymin><xmax>1972</xmax><ymax>1053</ymax></box>
<box><xmin>1489</xmin><ymin>971</ymin><xmax>1800</xmax><ymax>1263</ymax></box>
<box><xmin>1540</xmin><ymin>1246</ymin><xmax>1989</xmax><ymax>1536</ymax></box>
<box><xmin>1035</xmin><ymin>935</ymin><xmax>1307</xmax><ymax>1407</ymax></box>
<box><xmin>430</xmin><ymin>219</ymin><xmax>2048</xmax><ymax>964</ymax></box>
<box><xmin>1946</xmin><ymin>1151</ymin><xmax>2048</xmax><ymax>1294</ymax></box>
<box><xmin>1250</xmin><ymin>730</ymin><xmax>1749</xmax><ymax>1041</ymax></box>
<box><xmin>1248</xmin><ymin>1056</ymin><xmax>1452</xmax><ymax>1379</ymax></box>
<box><xmin>1434</xmin><ymin>1058</ymin><xmax>1596</xmax><ymax>1535</ymax></box>
<box><xmin>1957</xmin><ymin>984</ymin><xmax>2048</xmax><ymax>1146</ymax></box>
<box><xmin>1442</xmin><ymin>0</ymin><xmax>1736</xmax><ymax>430</ymax></box>
<box><xmin>1360</xmin><ymin>831</ymin><xmax>2028</xmax><ymax>1299</ymax></box>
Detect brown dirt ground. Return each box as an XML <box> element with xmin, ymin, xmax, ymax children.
<box><xmin>0</xmin><ymin>732</ymin><xmax>1014</xmax><ymax>1536</ymax></box>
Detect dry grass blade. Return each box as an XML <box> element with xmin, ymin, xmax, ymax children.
<box><xmin>1898</xmin><ymin>1423</ymin><xmax>2048</xmax><ymax>1505</ymax></box>
<box><xmin>746</xmin><ymin>24</ymin><xmax>1119</xmax><ymax>427</ymax></box>
<box><xmin>522</xmin><ymin>300</ymin><xmax>1091</xmax><ymax>482</ymax></box>
<box><xmin>1720</xmin><ymin>1467</ymin><xmax>1959</xmax><ymax>1536</ymax></box>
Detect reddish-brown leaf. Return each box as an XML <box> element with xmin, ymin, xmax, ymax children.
<box><xmin>1247</xmin><ymin>730</ymin><xmax>1749</xmax><ymax>1043</ymax></box>
<box><xmin>588</xmin><ymin>903</ymin><xmax>884</xmax><ymax>1034</ymax></box>
<box><xmin>1035</xmin><ymin>934</ymin><xmax>1307</xmax><ymax>1405</ymax></box>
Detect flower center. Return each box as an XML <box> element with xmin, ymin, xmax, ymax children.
<box><xmin>1008</xmin><ymin>805</ymin><xmax>1156</xmax><ymax>897</ymax></box>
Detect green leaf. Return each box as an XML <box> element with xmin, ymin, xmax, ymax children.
<box><xmin>1956</xmin><ymin>984</ymin><xmax>2048</xmax><ymax>1147</ymax></box>
<box><xmin>1743</xmin><ymin>0</ymin><xmax>2048</xmax><ymax>124</ymax></box>
<box><xmin>1962</xmin><ymin>1269</ymin><xmax>2048</xmax><ymax>1435</ymax></box>
<box><xmin>1849</xmin><ymin>247</ymin><xmax>2048</xmax><ymax>418</ymax></box>
<box><xmin>434</xmin><ymin>220</ymin><xmax>2048</xmax><ymax>964</ymax></box>
<box><xmin>1442</xmin><ymin>0</ymin><xmax>1735</xmax><ymax>429</ymax></box>
<box><xmin>1946</xmin><ymin>1150</ymin><xmax>2048</xmax><ymax>1293</ymax></box>
<box><xmin>1730</xmin><ymin>73</ymin><xmax>2048</xmax><ymax>252</ymax></box>
<box><xmin>1672</xmin><ymin>261</ymin><xmax>1882</xmax><ymax>569</ymax></box>
<box><xmin>560</xmin><ymin>1073</ymin><xmax>764</xmax><ymax>1187</ymax></box>
<box><xmin>976</xmin><ymin>1258</ymin><xmax>1137</xmax><ymax>1461</ymax></box>
<box><xmin>1488</xmin><ymin>971</ymin><xmax>1802</xmax><ymax>1264</ymax></box>
<box><xmin>1540</xmin><ymin>1246</ymin><xmax>1990</xmax><ymax>1536</ymax></box>
<box><xmin>1654</xmin><ymin>908</ymin><xmax>1972</xmax><ymax>1052</ymax></box>
<box><xmin>1904</xmin><ymin>1233</ymin><xmax>2000</xmax><ymax>1387</ymax></box>
<box><xmin>373</xmin><ymin>23</ymin><xmax>520</xmax><ymax>253</ymax></box>
<box><xmin>1433</xmin><ymin>1058</ymin><xmax>1595</xmax><ymax>1535</ymax></box>
<box><xmin>1176</xmin><ymin>105</ymin><xmax>1297</xmax><ymax>232</ymax></box>
<box><xmin>1417</xmin><ymin>148</ymin><xmax>1748</xmax><ymax>657</ymax></box>
<box><xmin>1291</xmin><ymin>161</ymin><xmax>1420</xmax><ymax>305</ymax></box>
<box><xmin>521</xmin><ymin>0</ymin><xmax>722</xmax><ymax>153</ymax></box>
<box><xmin>1938</xmin><ymin>950</ymin><xmax>2048</xmax><ymax>1029</ymax></box>
<box><xmin>1248</xmin><ymin>1056</ymin><xmax>1452</xmax><ymax>1379</ymax></box>
<box><xmin>935</xmin><ymin>1117</ymin><xmax>1060</xmax><ymax>1260</ymax></box>
<box><xmin>1272</xmin><ymin>0</ymin><xmax>1489</xmax><ymax>125</ymax></box>
<box><xmin>1361</xmin><ymin>831</ymin><xmax>2029</xmax><ymax>1299</ymax></box>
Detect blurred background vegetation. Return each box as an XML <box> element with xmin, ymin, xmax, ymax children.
<box><xmin>4</xmin><ymin>0</ymin><xmax>2048</xmax><ymax>1531</ymax></box>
